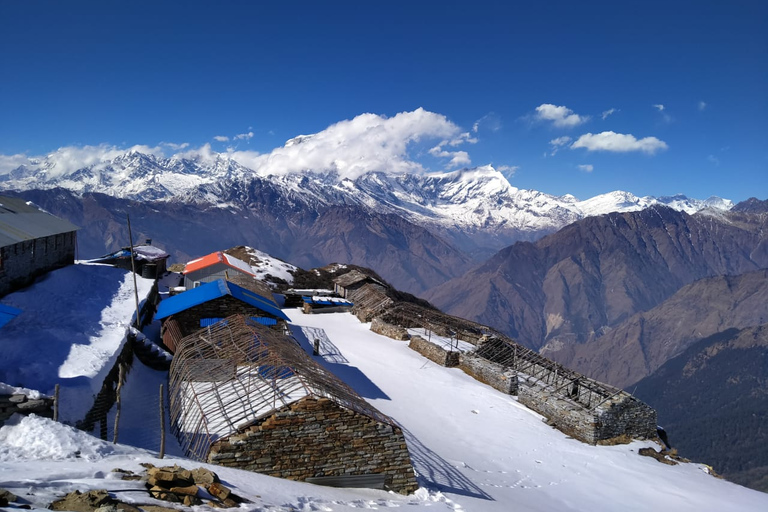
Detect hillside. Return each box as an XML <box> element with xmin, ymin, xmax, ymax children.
<box><xmin>633</xmin><ymin>325</ymin><xmax>768</xmax><ymax>493</ymax></box>
<box><xmin>427</xmin><ymin>205</ymin><xmax>768</xmax><ymax>357</ymax></box>
<box><xmin>544</xmin><ymin>269</ymin><xmax>768</xmax><ymax>388</ymax></box>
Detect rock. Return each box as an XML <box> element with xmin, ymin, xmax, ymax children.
<box><xmin>0</xmin><ymin>488</ymin><xmax>18</xmax><ymax>503</ymax></box>
<box><xmin>168</xmin><ymin>484</ymin><xmax>199</xmax><ymax>496</ymax></box>
<box><xmin>207</xmin><ymin>482</ymin><xmax>231</xmax><ymax>501</ymax></box>
<box><xmin>191</xmin><ymin>467</ymin><xmax>219</xmax><ymax>485</ymax></box>
<box><xmin>49</xmin><ymin>490</ymin><xmax>114</xmax><ymax>512</ymax></box>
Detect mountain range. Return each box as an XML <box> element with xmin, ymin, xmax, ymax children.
<box><xmin>0</xmin><ymin>147</ymin><xmax>732</xmax><ymax>283</ymax></box>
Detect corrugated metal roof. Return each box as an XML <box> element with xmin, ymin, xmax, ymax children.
<box><xmin>156</xmin><ymin>279</ymin><xmax>289</xmax><ymax>321</ymax></box>
<box><xmin>183</xmin><ymin>251</ymin><xmax>256</xmax><ymax>277</ymax></box>
<box><xmin>0</xmin><ymin>196</ymin><xmax>79</xmax><ymax>248</ymax></box>
<box><xmin>0</xmin><ymin>303</ymin><xmax>22</xmax><ymax>329</ymax></box>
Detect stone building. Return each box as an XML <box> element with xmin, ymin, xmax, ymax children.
<box><xmin>0</xmin><ymin>196</ymin><xmax>78</xmax><ymax>297</ymax></box>
<box><xmin>168</xmin><ymin>315</ymin><xmax>418</xmax><ymax>494</ymax></box>
<box><xmin>332</xmin><ymin>269</ymin><xmax>385</xmax><ymax>299</ymax></box>
<box><xmin>464</xmin><ymin>337</ymin><xmax>658</xmax><ymax>444</ymax></box>
<box><xmin>155</xmin><ymin>279</ymin><xmax>289</xmax><ymax>353</ymax></box>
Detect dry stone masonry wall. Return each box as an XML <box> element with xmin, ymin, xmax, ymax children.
<box><xmin>408</xmin><ymin>336</ymin><xmax>460</xmax><ymax>367</ymax></box>
<box><xmin>370</xmin><ymin>318</ymin><xmax>410</xmax><ymax>341</ymax></box>
<box><xmin>208</xmin><ymin>397</ymin><xmax>418</xmax><ymax>494</ymax></box>
<box><xmin>0</xmin><ymin>393</ymin><xmax>54</xmax><ymax>426</ymax></box>
<box><xmin>458</xmin><ymin>354</ymin><xmax>518</xmax><ymax>395</ymax></box>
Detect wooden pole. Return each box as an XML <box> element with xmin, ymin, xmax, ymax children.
<box><xmin>53</xmin><ymin>384</ymin><xmax>60</xmax><ymax>422</ymax></box>
<box><xmin>159</xmin><ymin>384</ymin><xmax>166</xmax><ymax>459</ymax></box>
<box><xmin>126</xmin><ymin>214</ymin><xmax>141</xmax><ymax>328</ymax></box>
<box><xmin>113</xmin><ymin>365</ymin><xmax>124</xmax><ymax>444</ymax></box>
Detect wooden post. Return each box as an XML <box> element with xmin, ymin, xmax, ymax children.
<box><xmin>126</xmin><ymin>214</ymin><xmax>141</xmax><ymax>328</ymax></box>
<box><xmin>313</xmin><ymin>338</ymin><xmax>320</xmax><ymax>356</ymax></box>
<box><xmin>53</xmin><ymin>384</ymin><xmax>60</xmax><ymax>422</ymax></box>
<box><xmin>113</xmin><ymin>365</ymin><xmax>124</xmax><ymax>444</ymax></box>
<box><xmin>159</xmin><ymin>384</ymin><xmax>166</xmax><ymax>459</ymax></box>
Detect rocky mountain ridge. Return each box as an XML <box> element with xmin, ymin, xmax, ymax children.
<box><xmin>0</xmin><ymin>148</ymin><xmax>732</xmax><ymax>259</ymax></box>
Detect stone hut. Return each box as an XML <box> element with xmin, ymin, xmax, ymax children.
<box><xmin>332</xmin><ymin>269</ymin><xmax>385</xmax><ymax>299</ymax></box>
<box><xmin>168</xmin><ymin>315</ymin><xmax>418</xmax><ymax>494</ymax></box>
<box><xmin>466</xmin><ymin>337</ymin><xmax>657</xmax><ymax>444</ymax></box>
<box><xmin>183</xmin><ymin>251</ymin><xmax>258</xmax><ymax>290</ymax></box>
<box><xmin>0</xmin><ymin>196</ymin><xmax>79</xmax><ymax>297</ymax></box>
<box><xmin>156</xmin><ymin>279</ymin><xmax>289</xmax><ymax>353</ymax></box>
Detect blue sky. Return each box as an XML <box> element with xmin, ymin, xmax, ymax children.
<box><xmin>1</xmin><ymin>0</ymin><xmax>766</xmax><ymax>202</ymax></box>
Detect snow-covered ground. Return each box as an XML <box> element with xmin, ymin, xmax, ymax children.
<box><xmin>246</xmin><ymin>247</ymin><xmax>296</xmax><ymax>284</ymax></box>
<box><xmin>1</xmin><ymin>267</ymin><xmax>766</xmax><ymax>511</ymax></box>
<box><xmin>0</xmin><ymin>263</ymin><xmax>155</xmax><ymax>422</ymax></box>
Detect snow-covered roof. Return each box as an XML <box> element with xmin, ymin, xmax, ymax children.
<box><xmin>0</xmin><ymin>196</ymin><xmax>79</xmax><ymax>248</ymax></box>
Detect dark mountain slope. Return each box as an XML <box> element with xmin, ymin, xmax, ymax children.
<box><xmin>548</xmin><ymin>269</ymin><xmax>768</xmax><ymax>388</ymax></box>
<box><xmin>427</xmin><ymin>205</ymin><xmax>768</xmax><ymax>353</ymax></box>
<box><xmin>633</xmin><ymin>325</ymin><xmax>768</xmax><ymax>493</ymax></box>
<box><xmin>12</xmin><ymin>189</ymin><xmax>472</xmax><ymax>294</ymax></box>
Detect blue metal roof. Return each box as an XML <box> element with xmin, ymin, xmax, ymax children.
<box><xmin>0</xmin><ymin>303</ymin><xmax>22</xmax><ymax>329</ymax></box>
<box><xmin>156</xmin><ymin>279</ymin><xmax>290</xmax><ymax>321</ymax></box>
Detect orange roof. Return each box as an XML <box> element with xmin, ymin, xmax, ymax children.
<box><xmin>183</xmin><ymin>251</ymin><xmax>256</xmax><ymax>277</ymax></box>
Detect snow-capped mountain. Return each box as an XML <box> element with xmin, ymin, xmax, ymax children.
<box><xmin>0</xmin><ymin>148</ymin><xmax>732</xmax><ymax>247</ymax></box>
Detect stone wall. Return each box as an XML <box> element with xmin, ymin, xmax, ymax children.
<box><xmin>370</xmin><ymin>318</ymin><xmax>409</xmax><ymax>341</ymax></box>
<box><xmin>408</xmin><ymin>336</ymin><xmax>460</xmax><ymax>367</ymax></box>
<box><xmin>0</xmin><ymin>232</ymin><xmax>76</xmax><ymax>297</ymax></box>
<box><xmin>594</xmin><ymin>396</ymin><xmax>657</xmax><ymax>442</ymax></box>
<box><xmin>0</xmin><ymin>393</ymin><xmax>54</xmax><ymax>426</ymax></box>
<box><xmin>174</xmin><ymin>296</ymin><xmax>278</xmax><ymax>336</ymax></box>
<box><xmin>518</xmin><ymin>379</ymin><xmax>657</xmax><ymax>444</ymax></box>
<box><xmin>458</xmin><ymin>355</ymin><xmax>517</xmax><ymax>395</ymax></box>
<box><xmin>208</xmin><ymin>397</ymin><xmax>418</xmax><ymax>494</ymax></box>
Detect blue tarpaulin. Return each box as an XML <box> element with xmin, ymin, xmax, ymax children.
<box><xmin>156</xmin><ymin>279</ymin><xmax>289</xmax><ymax>321</ymax></box>
<box><xmin>0</xmin><ymin>303</ymin><xmax>22</xmax><ymax>329</ymax></box>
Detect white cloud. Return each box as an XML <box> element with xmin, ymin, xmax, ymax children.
<box><xmin>0</xmin><ymin>144</ymin><xmax>166</xmax><ymax>178</ymax></box>
<box><xmin>234</xmin><ymin>131</ymin><xmax>254</xmax><ymax>141</ymax></box>
<box><xmin>213</xmin><ymin>135</ymin><xmax>229</xmax><ymax>142</ymax></box>
<box><xmin>577</xmin><ymin>164</ymin><xmax>594</xmax><ymax>172</ymax></box>
<box><xmin>0</xmin><ymin>153</ymin><xmax>34</xmax><ymax>174</ymax></box>
<box><xmin>535</xmin><ymin>104</ymin><xmax>589</xmax><ymax>128</ymax></box>
<box><xmin>601</xmin><ymin>108</ymin><xmax>617</xmax><ymax>120</ymax></box>
<box><xmin>0</xmin><ymin>109</ymin><xmax>474</xmax><ymax>182</ymax></box>
<box><xmin>548</xmin><ymin>135</ymin><xmax>572</xmax><ymax>155</ymax></box>
<box><xmin>472</xmin><ymin>112</ymin><xmax>502</xmax><ymax>133</ymax></box>
<box><xmin>698</xmin><ymin>101</ymin><xmax>707</xmax><ymax>111</ymax></box>
<box><xmin>496</xmin><ymin>165</ymin><xmax>519</xmax><ymax>176</ymax></box>
<box><xmin>707</xmin><ymin>154</ymin><xmax>720</xmax><ymax>166</ymax></box>
<box><xmin>653</xmin><ymin>104</ymin><xmax>665</xmax><ymax>111</ymax></box>
<box><xmin>160</xmin><ymin>142</ymin><xmax>189</xmax><ymax>150</ymax></box>
<box><xmin>571</xmin><ymin>131</ymin><xmax>668</xmax><ymax>154</ymax></box>
<box><xmin>235</xmin><ymin>108</ymin><xmax>466</xmax><ymax>178</ymax></box>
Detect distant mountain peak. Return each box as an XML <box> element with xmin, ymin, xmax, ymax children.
<box><xmin>0</xmin><ymin>147</ymin><xmax>735</xmax><ymax>256</ymax></box>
